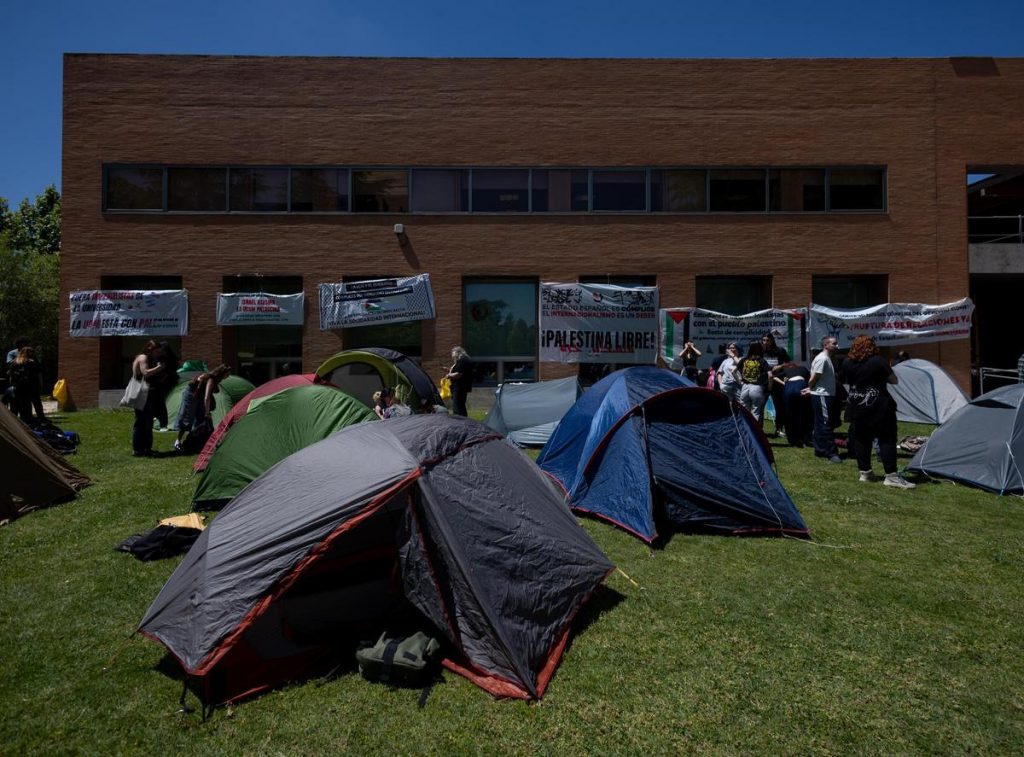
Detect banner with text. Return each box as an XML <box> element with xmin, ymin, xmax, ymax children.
<box><xmin>69</xmin><ymin>290</ymin><xmax>188</xmax><ymax>337</ymax></box>
<box><xmin>216</xmin><ymin>292</ymin><xmax>305</xmax><ymax>326</ymax></box>
<box><xmin>661</xmin><ymin>308</ymin><xmax>807</xmax><ymax>369</ymax></box>
<box><xmin>540</xmin><ymin>283</ymin><xmax>659</xmax><ymax>364</ymax></box>
<box><xmin>318</xmin><ymin>274</ymin><xmax>436</xmax><ymax>330</ymax></box>
<box><xmin>808</xmin><ymin>298</ymin><xmax>974</xmax><ymax>349</ymax></box>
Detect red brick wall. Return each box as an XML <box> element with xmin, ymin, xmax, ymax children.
<box><xmin>60</xmin><ymin>55</ymin><xmax>1024</xmax><ymax>405</ymax></box>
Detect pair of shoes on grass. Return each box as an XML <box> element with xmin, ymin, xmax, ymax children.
<box><xmin>859</xmin><ymin>470</ymin><xmax>916</xmax><ymax>488</ymax></box>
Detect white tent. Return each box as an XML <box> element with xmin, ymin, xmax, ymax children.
<box><xmin>484</xmin><ymin>377</ymin><xmax>581</xmax><ymax>446</ymax></box>
<box><xmin>889</xmin><ymin>359</ymin><xmax>969</xmax><ymax>425</ymax></box>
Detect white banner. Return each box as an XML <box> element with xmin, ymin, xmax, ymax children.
<box><xmin>69</xmin><ymin>290</ymin><xmax>188</xmax><ymax>337</ymax></box>
<box><xmin>318</xmin><ymin>274</ymin><xmax>436</xmax><ymax>330</ymax></box>
<box><xmin>661</xmin><ymin>308</ymin><xmax>807</xmax><ymax>369</ymax></box>
<box><xmin>808</xmin><ymin>298</ymin><xmax>974</xmax><ymax>349</ymax></box>
<box><xmin>539</xmin><ymin>283</ymin><xmax>659</xmax><ymax>364</ymax></box>
<box><xmin>216</xmin><ymin>292</ymin><xmax>305</xmax><ymax>326</ymax></box>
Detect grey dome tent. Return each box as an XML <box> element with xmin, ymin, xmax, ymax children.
<box><xmin>139</xmin><ymin>414</ymin><xmax>612</xmax><ymax>706</ymax></box>
<box><xmin>484</xmin><ymin>376</ymin><xmax>581</xmax><ymax>446</ymax></box>
<box><xmin>889</xmin><ymin>359</ymin><xmax>969</xmax><ymax>425</ymax></box>
<box><xmin>908</xmin><ymin>384</ymin><xmax>1024</xmax><ymax>494</ymax></box>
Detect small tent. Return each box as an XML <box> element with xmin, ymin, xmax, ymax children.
<box><xmin>193</xmin><ymin>384</ymin><xmax>377</xmax><ymax>507</ymax></box>
<box><xmin>0</xmin><ymin>411</ymin><xmax>90</xmax><ymax>521</ymax></box>
<box><xmin>141</xmin><ymin>415</ymin><xmax>613</xmax><ymax>706</ymax></box>
<box><xmin>315</xmin><ymin>348</ymin><xmax>443</xmax><ymax>411</ymax></box>
<box><xmin>538</xmin><ymin>366</ymin><xmax>808</xmax><ymax>542</ymax></box>
<box><xmin>908</xmin><ymin>383</ymin><xmax>1024</xmax><ymax>494</ymax></box>
<box><xmin>889</xmin><ymin>359</ymin><xmax>969</xmax><ymax>425</ymax></box>
<box><xmin>194</xmin><ymin>374</ymin><xmax>316</xmax><ymax>472</ymax></box>
<box><xmin>484</xmin><ymin>377</ymin><xmax>581</xmax><ymax>446</ymax></box>
<box><xmin>165</xmin><ymin>374</ymin><xmax>255</xmax><ymax>431</ymax></box>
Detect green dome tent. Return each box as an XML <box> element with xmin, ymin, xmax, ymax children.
<box><xmin>165</xmin><ymin>374</ymin><xmax>255</xmax><ymax>431</ymax></box>
<box><xmin>315</xmin><ymin>348</ymin><xmax>443</xmax><ymax>412</ymax></box>
<box><xmin>193</xmin><ymin>384</ymin><xmax>377</xmax><ymax>507</ymax></box>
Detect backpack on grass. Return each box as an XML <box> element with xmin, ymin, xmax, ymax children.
<box><xmin>356</xmin><ymin>631</ymin><xmax>441</xmax><ymax>687</ymax></box>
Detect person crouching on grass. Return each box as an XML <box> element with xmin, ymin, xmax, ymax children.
<box><xmin>838</xmin><ymin>335</ymin><xmax>916</xmax><ymax>489</ymax></box>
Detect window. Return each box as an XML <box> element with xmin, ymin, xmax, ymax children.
<box><xmin>291</xmin><ymin>168</ymin><xmax>349</xmax><ymax>212</ymax></box>
<box><xmin>98</xmin><ymin>275</ymin><xmax>182</xmax><ymax>389</ymax></box>
<box><xmin>531</xmin><ymin>170</ymin><xmax>588</xmax><ymax>212</ymax></box>
<box><xmin>769</xmin><ymin>169</ymin><xmax>825</xmax><ymax>212</ymax></box>
<box><xmin>463</xmin><ymin>278</ymin><xmax>537</xmax><ymax>385</ymax></box>
<box><xmin>812</xmin><ymin>275</ymin><xmax>888</xmax><ymax>308</ymax></box>
<box><xmin>650</xmin><ymin>170</ymin><xmax>706</xmax><ymax>212</ymax></box>
<box><xmin>828</xmin><ymin>169</ymin><xmax>885</xmax><ymax>211</ymax></box>
<box><xmin>709</xmin><ymin>170</ymin><xmax>767</xmax><ymax>212</ymax></box>
<box><xmin>221</xmin><ymin>276</ymin><xmax>304</xmax><ymax>385</ymax></box>
<box><xmin>167</xmin><ymin>168</ymin><xmax>227</xmax><ymax>211</ymax></box>
<box><xmin>411</xmin><ymin>169</ymin><xmax>469</xmax><ymax>212</ymax></box>
<box><xmin>353</xmin><ymin>170</ymin><xmax>408</xmax><ymax>212</ymax></box>
<box><xmin>229</xmin><ymin>168</ymin><xmax>288</xmax><ymax>212</ymax></box>
<box><xmin>695</xmin><ymin>276</ymin><xmax>773</xmax><ymax>315</ymax></box>
<box><xmin>592</xmin><ymin>170</ymin><xmax>646</xmax><ymax>211</ymax></box>
<box><xmin>105</xmin><ymin>166</ymin><xmax>164</xmax><ymax>210</ymax></box>
<box><xmin>471</xmin><ymin>169</ymin><xmax>529</xmax><ymax>212</ymax></box>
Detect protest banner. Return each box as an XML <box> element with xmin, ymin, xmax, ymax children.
<box><xmin>216</xmin><ymin>292</ymin><xmax>305</xmax><ymax>326</ymax></box>
<box><xmin>660</xmin><ymin>308</ymin><xmax>806</xmax><ymax>369</ymax></box>
<box><xmin>539</xmin><ymin>283</ymin><xmax>659</xmax><ymax>364</ymax></box>
<box><xmin>808</xmin><ymin>298</ymin><xmax>974</xmax><ymax>349</ymax></box>
<box><xmin>318</xmin><ymin>274</ymin><xmax>436</xmax><ymax>330</ymax></box>
<box><xmin>69</xmin><ymin>290</ymin><xmax>189</xmax><ymax>337</ymax></box>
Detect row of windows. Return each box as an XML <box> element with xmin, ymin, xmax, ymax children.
<box><xmin>104</xmin><ymin>165</ymin><xmax>887</xmax><ymax>214</ymax></box>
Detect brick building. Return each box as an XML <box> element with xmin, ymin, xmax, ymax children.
<box><xmin>60</xmin><ymin>54</ymin><xmax>1024</xmax><ymax>407</ymax></box>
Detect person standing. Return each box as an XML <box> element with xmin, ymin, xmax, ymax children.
<box><xmin>737</xmin><ymin>341</ymin><xmax>770</xmax><ymax>425</ymax></box>
<box><xmin>773</xmin><ymin>361</ymin><xmax>813</xmax><ymax>447</ymax></box>
<box><xmin>762</xmin><ymin>332</ymin><xmax>791</xmax><ymax>436</ymax></box>
<box><xmin>840</xmin><ymin>336</ymin><xmax>915</xmax><ymax>489</ymax></box>
<box><xmin>716</xmin><ymin>343</ymin><xmax>742</xmax><ymax>402</ymax></box>
<box><xmin>677</xmin><ymin>341</ymin><xmax>702</xmax><ymax>384</ymax></box>
<box><xmin>7</xmin><ymin>346</ymin><xmax>43</xmax><ymax>424</ymax></box>
<box><xmin>173</xmin><ymin>364</ymin><xmax>231</xmax><ymax>452</ymax></box>
<box><xmin>802</xmin><ymin>336</ymin><xmax>842</xmax><ymax>463</ymax></box>
<box><xmin>130</xmin><ymin>341</ymin><xmax>165</xmax><ymax>456</ymax></box>
<box><xmin>445</xmin><ymin>346</ymin><xmax>473</xmax><ymax>417</ymax></box>
<box><xmin>150</xmin><ymin>341</ymin><xmax>180</xmax><ymax>430</ymax></box>
<box><xmin>3</xmin><ymin>337</ymin><xmax>31</xmax><ymax>412</ymax></box>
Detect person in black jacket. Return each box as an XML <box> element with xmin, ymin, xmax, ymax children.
<box><xmin>445</xmin><ymin>346</ymin><xmax>474</xmax><ymax>417</ymax></box>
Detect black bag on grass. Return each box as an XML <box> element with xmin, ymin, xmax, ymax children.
<box><xmin>356</xmin><ymin>631</ymin><xmax>441</xmax><ymax>687</ymax></box>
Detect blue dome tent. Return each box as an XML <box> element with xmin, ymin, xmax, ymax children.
<box><xmin>537</xmin><ymin>366</ymin><xmax>808</xmax><ymax>543</ymax></box>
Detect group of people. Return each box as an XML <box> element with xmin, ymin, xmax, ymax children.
<box><xmin>370</xmin><ymin>346</ymin><xmax>475</xmax><ymax>420</ymax></box>
<box><xmin>4</xmin><ymin>337</ymin><xmax>45</xmax><ymax>424</ymax></box>
<box><xmin>685</xmin><ymin>331</ymin><xmax>916</xmax><ymax>489</ymax></box>
<box><xmin>130</xmin><ymin>340</ymin><xmax>231</xmax><ymax>457</ymax></box>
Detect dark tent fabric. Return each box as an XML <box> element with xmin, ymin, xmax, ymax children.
<box><xmin>140</xmin><ymin>415</ymin><xmax>612</xmax><ymax>705</ymax></box>
<box><xmin>537</xmin><ymin>366</ymin><xmax>808</xmax><ymax>543</ymax></box>
<box><xmin>908</xmin><ymin>383</ymin><xmax>1024</xmax><ymax>494</ymax></box>
<box><xmin>194</xmin><ymin>374</ymin><xmax>316</xmax><ymax>472</ymax></box>
<box><xmin>193</xmin><ymin>384</ymin><xmax>377</xmax><ymax>506</ymax></box>
<box><xmin>315</xmin><ymin>348</ymin><xmax>443</xmax><ymax>411</ymax></box>
<box><xmin>0</xmin><ymin>410</ymin><xmax>90</xmax><ymax>520</ymax></box>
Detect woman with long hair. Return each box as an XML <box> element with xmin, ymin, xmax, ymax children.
<box><xmin>737</xmin><ymin>340</ymin><xmax>770</xmax><ymax>425</ymax></box>
<box><xmin>130</xmin><ymin>340</ymin><xmax>165</xmax><ymax>456</ymax></box>
<box><xmin>173</xmin><ymin>364</ymin><xmax>231</xmax><ymax>452</ymax></box>
<box><xmin>839</xmin><ymin>335</ymin><xmax>915</xmax><ymax>489</ymax></box>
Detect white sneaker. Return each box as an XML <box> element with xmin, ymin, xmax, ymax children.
<box><xmin>173</xmin><ymin>440</ymin><xmax>183</xmax><ymax>452</ymax></box>
<box><xmin>884</xmin><ymin>473</ymin><xmax>916</xmax><ymax>489</ymax></box>
<box><xmin>859</xmin><ymin>470</ymin><xmax>879</xmax><ymax>482</ymax></box>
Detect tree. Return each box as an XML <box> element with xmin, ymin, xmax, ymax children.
<box><xmin>1</xmin><ymin>186</ymin><xmax>61</xmax><ymax>388</ymax></box>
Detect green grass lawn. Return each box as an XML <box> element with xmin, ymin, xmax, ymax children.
<box><xmin>2</xmin><ymin>409</ymin><xmax>1023</xmax><ymax>754</ymax></box>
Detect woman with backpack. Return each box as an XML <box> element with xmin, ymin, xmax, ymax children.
<box><xmin>737</xmin><ymin>340</ymin><xmax>770</xmax><ymax>426</ymax></box>
<box><xmin>173</xmin><ymin>364</ymin><xmax>231</xmax><ymax>453</ymax></box>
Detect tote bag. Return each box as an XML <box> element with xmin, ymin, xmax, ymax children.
<box><xmin>119</xmin><ymin>376</ymin><xmax>149</xmax><ymax>410</ymax></box>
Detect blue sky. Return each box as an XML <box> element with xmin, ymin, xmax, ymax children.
<box><xmin>2</xmin><ymin>0</ymin><xmax>1024</xmax><ymax>206</ymax></box>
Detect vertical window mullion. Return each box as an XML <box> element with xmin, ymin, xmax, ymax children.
<box><xmin>528</xmin><ymin>168</ymin><xmax>533</xmax><ymax>213</ymax></box>
<box><xmin>162</xmin><ymin>167</ymin><xmax>168</xmax><ymax>211</ymax></box>
<box><xmin>587</xmin><ymin>169</ymin><xmax>593</xmax><ymax>213</ymax></box>
<box><xmin>825</xmin><ymin>168</ymin><xmax>832</xmax><ymax>212</ymax></box>
<box><xmin>704</xmin><ymin>169</ymin><xmax>711</xmax><ymax>213</ymax></box>
<box><xmin>468</xmin><ymin>168</ymin><xmax>474</xmax><ymax>213</ymax></box>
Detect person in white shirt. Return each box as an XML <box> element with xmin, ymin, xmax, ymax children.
<box><xmin>716</xmin><ymin>342</ymin><xmax>742</xmax><ymax>402</ymax></box>
<box><xmin>802</xmin><ymin>336</ymin><xmax>842</xmax><ymax>463</ymax></box>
